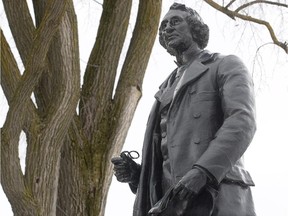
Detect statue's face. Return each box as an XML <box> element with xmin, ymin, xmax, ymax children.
<box><xmin>159</xmin><ymin>10</ymin><xmax>194</xmax><ymax>55</ymax></box>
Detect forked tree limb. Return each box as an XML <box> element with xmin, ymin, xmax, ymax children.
<box><xmin>79</xmin><ymin>0</ymin><xmax>133</xmax><ymax>140</ymax></box>
<box><xmin>80</xmin><ymin>0</ymin><xmax>162</xmax><ymax>215</ymax></box>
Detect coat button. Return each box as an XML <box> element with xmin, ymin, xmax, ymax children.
<box><xmin>193</xmin><ymin>112</ymin><xmax>201</xmax><ymax>119</ymax></box>
<box><xmin>161</xmin><ymin>131</ymin><xmax>167</xmax><ymax>138</ymax></box>
<box><xmin>194</xmin><ymin>138</ymin><xmax>201</xmax><ymax>144</ymax></box>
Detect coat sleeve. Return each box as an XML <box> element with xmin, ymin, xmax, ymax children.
<box><xmin>196</xmin><ymin>55</ymin><xmax>256</xmax><ymax>183</ymax></box>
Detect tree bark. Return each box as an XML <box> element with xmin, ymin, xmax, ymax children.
<box><xmin>56</xmin><ymin>120</ymin><xmax>87</xmax><ymax>216</ymax></box>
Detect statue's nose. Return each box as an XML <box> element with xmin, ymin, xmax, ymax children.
<box><xmin>163</xmin><ymin>23</ymin><xmax>174</xmax><ymax>34</ymax></box>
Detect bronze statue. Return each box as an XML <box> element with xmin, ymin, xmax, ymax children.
<box><xmin>112</xmin><ymin>3</ymin><xmax>257</xmax><ymax>216</ymax></box>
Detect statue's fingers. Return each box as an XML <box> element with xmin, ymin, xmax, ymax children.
<box><xmin>186</xmin><ymin>190</ymin><xmax>195</xmax><ymax>200</ymax></box>
<box><xmin>114</xmin><ymin>163</ymin><xmax>129</xmax><ymax>168</ymax></box>
<box><xmin>180</xmin><ymin>186</ymin><xmax>195</xmax><ymax>200</ymax></box>
<box><xmin>114</xmin><ymin>168</ymin><xmax>129</xmax><ymax>176</ymax></box>
<box><xmin>116</xmin><ymin>173</ymin><xmax>130</xmax><ymax>182</ymax></box>
<box><xmin>113</xmin><ymin>166</ymin><xmax>130</xmax><ymax>173</ymax></box>
<box><xmin>173</xmin><ymin>182</ymin><xmax>184</xmax><ymax>196</ymax></box>
<box><xmin>111</xmin><ymin>157</ymin><xmax>124</xmax><ymax>165</ymax></box>
<box><xmin>178</xmin><ymin>187</ymin><xmax>189</xmax><ymax>200</ymax></box>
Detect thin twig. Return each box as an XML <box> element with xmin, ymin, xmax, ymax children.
<box><xmin>225</xmin><ymin>0</ymin><xmax>237</xmax><ymax>8</ymax></box>
<box><xmin>235</xmin><ymin>0</ymin><xmax>288</xmax><ymax>13</ymax></box>
<box><xmin>92</xmin><ymin>0</ymin><xmax>102</xmax><ymax>6</ymax></box>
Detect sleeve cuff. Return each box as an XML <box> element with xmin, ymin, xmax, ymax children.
<box><xmin>193</xmin><ymin>164</ymin><xmax>219</xmax><ymax>189</ymax></box>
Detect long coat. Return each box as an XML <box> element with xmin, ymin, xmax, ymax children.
<box><xmin>132</xmin><ymin>51</ymin><xmax>256</xmax><ymax>216</ymax></box>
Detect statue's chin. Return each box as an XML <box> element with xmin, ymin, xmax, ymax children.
<box><xmin>166</xmin><ymin>41</ymin><xmax>181</xmax><ymax>56</ymax></box>
<box><xmin>166</xmin><ymin>42</ymin><xmax>188</xmax><ymax>57</ymax></box>
<box><xmin>167</xmin><ymin>46</ymin><xmax>177</xmax><ymax>56</ymax></box>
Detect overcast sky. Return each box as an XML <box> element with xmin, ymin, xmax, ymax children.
<box><xmin>1</xmin><ymin>1</ymin><xmax>288</xmax><ymax>216</ymax></box>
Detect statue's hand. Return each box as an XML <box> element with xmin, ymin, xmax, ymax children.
<box><xmin>111</xmin><ymin>152</ymin><xmax>140</xmax><ymax>184</ymax></box>
<box><xmin>173</xmin><ymin>168</ymin><xmax>207</xmax><ymax>200</ymax></box>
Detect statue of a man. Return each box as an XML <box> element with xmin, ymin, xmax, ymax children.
<box><xmin>112</xmin><ymin>3</ymin><xmax>257</xmax><ymax>216</ymax></box>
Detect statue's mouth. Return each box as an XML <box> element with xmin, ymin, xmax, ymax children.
<box><xmin>166</xmin><ymin>34</ymin><xmax>178</xmax><ymax>41</ymax></box>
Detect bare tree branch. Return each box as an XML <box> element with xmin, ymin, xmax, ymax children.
<box><xmin>2</xmin><ymin>0</ymin><xmax>68</xmax><ymax>139</ymax></box>
<box><xmin>0</xmin><ymin>31</ymin><xmax>40</xmax><ymax>133</ymax></box>
<box><xmin>2</xmin><ymin>0</ymin><xmax>35</xmax><ymax>66</ymax></box>
<box><xmin>114</xmin><ymin>0</ymin><xmax>163</xmax><ymax>93</ymax></box>
<box><xmin>203</xmin><ymin>0</ymin><xmax>288</xmax><ymax>53</ymax></box>
<box><xmin>0</xmin><ymin>29</ymin><xmax>40</xmax><ymax>216</ymax></box>
<box><xmin>3</xmin><ymin>0</ymin><xmax>52</xmax><ymax>115</ymax></box>
<box><xmin>235</xmin><ymin>0</ymin><xmax>288</xmax><ymax>12</ymax></box>
<box><xmin>31</xmin><ymin>0</ymin><xmax>72</xmax><ymax>115</ymax></box>
<box><xmin>225</xmin><ymin>0</ymin><xmax>237</xmax><ymax>8</ymax></box>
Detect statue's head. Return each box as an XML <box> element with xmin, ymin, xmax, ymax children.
<box><xmin>159</xmin><ymin>3</ymin><xmax>209</xmax><ymax>56</ymax></box>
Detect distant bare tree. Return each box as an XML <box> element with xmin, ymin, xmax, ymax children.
<box><xmin>204</xmin><ymin>0</ymin><xmax>288</xmax><ymax>53</ymax></box>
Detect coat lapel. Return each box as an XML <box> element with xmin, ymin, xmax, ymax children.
<box><xmin>158</xmin><ymin>89</ymin><xmax>174</xmax><ymax>110</ymax></box>
<box><xmin>158</xmin><ymin>74</ymin><xmax>181</xmax><ymax>110</ymax></box>
<box><xmin>173</xmin><ymin>60</ymin><xmax>209</xmax><ymax>98</ymax></box>
<box><xmin>155</xmin><ymin>51</ymin><xmax>214</xmax><ymax>108</ymax></box>
<box><xmin>154</xmin><ymin>69</ymin><xmax>177</xmax><ymax>110</ymax></box>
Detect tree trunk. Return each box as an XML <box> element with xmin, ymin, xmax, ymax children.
<box><xmin>56</xmin><ymin>121</ymin><xmax>87</xmax><ymax>215</ymax></box>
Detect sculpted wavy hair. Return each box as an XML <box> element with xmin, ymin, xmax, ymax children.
<box><xmin>159</xmin><ymin>3</ymin><xmax>209</xmax><ymax>50</ymax></box>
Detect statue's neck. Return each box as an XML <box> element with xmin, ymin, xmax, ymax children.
<box><xmin>176</xmin><ymin>45</ymin><xmax>202</xmax><ymax>66</ymax></box>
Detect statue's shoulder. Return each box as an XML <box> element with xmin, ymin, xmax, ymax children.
<box><xmin>200</xmin><ymin>50</ymin><xmax>225</xmax><ymax>64</ymax></box>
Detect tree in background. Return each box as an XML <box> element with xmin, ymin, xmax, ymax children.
<box><xmin>1</xmin><ymin>0</ymin><xmax>161</xmax><ymax>215</ymax></box>
<box><xmin>1</xmin><ymin>0</ymin><xmax>287</xmax><ymax>216</ymax></box>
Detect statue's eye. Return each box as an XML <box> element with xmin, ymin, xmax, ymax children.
<box><xmin>160</xmin><ymin>21</ymin><xmax>167</xmax><ymax>31</ymax></box>
<box><xmin>170</xmin><ymin>18</ymin><xmax>181</xmax><ymax>26</ymax></box>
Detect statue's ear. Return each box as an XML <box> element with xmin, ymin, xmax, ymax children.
<box><xmin>190</xmin><ymin>24</ymin><xmax>209</xmax><ymax>49</ymax></box>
